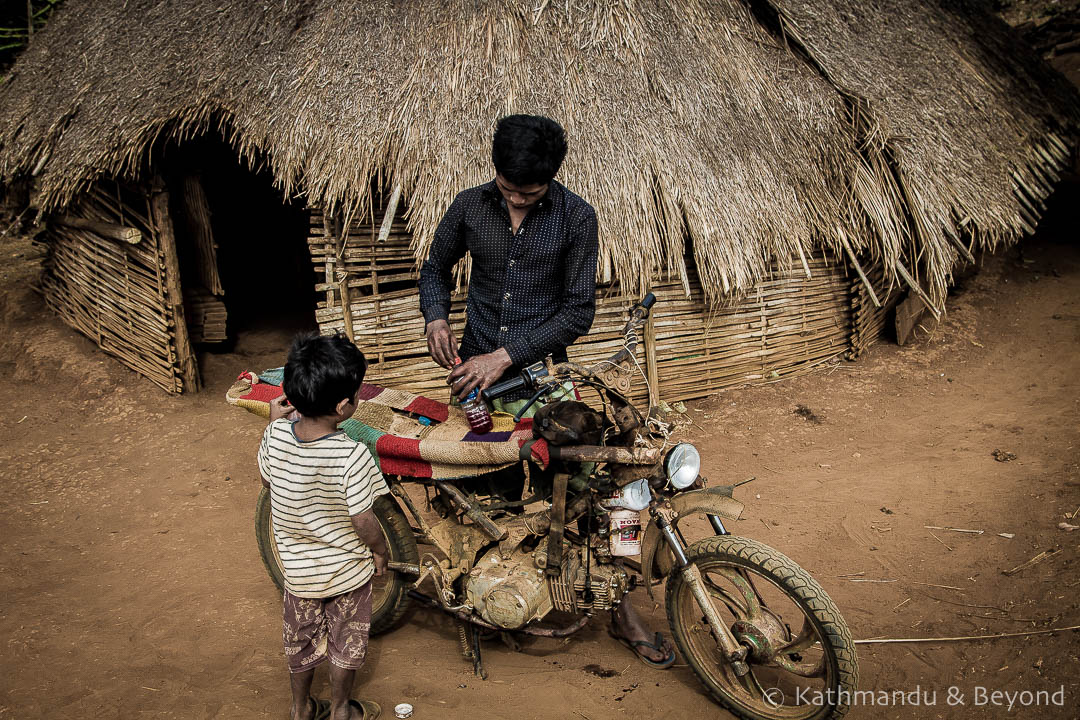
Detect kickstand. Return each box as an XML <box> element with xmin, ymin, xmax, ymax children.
<box><xmin>471</xmin><ymin>625</ymin><xmax>488</xmax><ymax>679</ymax></box>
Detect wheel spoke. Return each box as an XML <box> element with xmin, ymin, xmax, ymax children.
<box><xmin>719</xmin><ymin>568</ymin><xmax>762</xmax><ymax>621</ymax></box>
<box><xmin>771</xmin><ymin>651</ymin><xmax>827</xmax><ymax>678</ymax></box>
<box><xmin>703</xmin><ymin>575</ymin><xmax>746</xmax><ymax>616</ymax></box>
<box><xmin>737</xmin><ymin>664</ymin><xmax>767</xmax><ymax>699</ymax></box>
<box><xmin>775</xmin><ymin>617</ymin><xmax>819</xmax><ymax>654</ymax></box>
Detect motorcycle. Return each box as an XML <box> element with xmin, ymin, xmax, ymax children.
<box><xmin>254</xmin><ymin>294</ymin><xmax>859</xmax><ymax>719</ymax></box>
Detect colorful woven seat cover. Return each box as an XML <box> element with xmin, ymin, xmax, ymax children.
<box><xmin>227</xmin><ymin>370</ymin><xmax>550</xmax><ymax>480</ymax></box>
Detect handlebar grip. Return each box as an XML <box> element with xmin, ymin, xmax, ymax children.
<box><xmin>481</xmin><ymin>375</ymin><xmax>527</xmax><ymax>403</ymax></box>
<box><xmin>641</xmin><ymin>292</ymin><xmax>656</xmax><ymax>310</ymax></box>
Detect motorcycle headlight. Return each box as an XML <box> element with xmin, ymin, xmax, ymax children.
<box><xmin>666</xmin><ymin>443</ymin><xmax>700</xmax><ymax>490</ymax></box>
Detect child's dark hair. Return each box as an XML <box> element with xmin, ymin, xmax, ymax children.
<box><xmin>283</xmin><ymin>332</ymin><xmax>367</xmax><ymax>418</ymax></box>
<box><xmin>491</xmin><ymin>114</ymin><xmax>568</xmax><ymax>186</ymax></box>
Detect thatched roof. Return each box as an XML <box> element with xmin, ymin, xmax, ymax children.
<box><xmin>0</xmin><ymin>0</ymin><xmax>1076</xmax><ymax>305</ymax></box>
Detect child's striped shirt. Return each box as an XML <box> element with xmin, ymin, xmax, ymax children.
<box><xmin>258</xmin><ymin>418</ymin><xmax>389</xmax><ymax>598</ymax></box>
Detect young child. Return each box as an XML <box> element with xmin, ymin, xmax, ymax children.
<box><xmin>258</xmin><ymin>332</ymin><xmax>388</xmax><ymax>720</ymax></box>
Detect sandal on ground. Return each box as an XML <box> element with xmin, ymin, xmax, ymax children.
<box><xmin>608</xmin><ymin>627</ymin><xmax>677</xmax><ymax>669</ymax></box>
<box><xmin>298</xmin><ymin>697</ymin><xmax>330</xmax><ymax>720</ymax></box>
<box><xmin>347</xmin><ymin>698</ymin><xmax>382</xmax><ymax>720</ymax></box>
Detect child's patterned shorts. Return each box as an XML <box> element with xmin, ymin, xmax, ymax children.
<box><xmin>282</xmin><ymin>581</ymin><xmax>372</xmax><ymax>672</ymax></box>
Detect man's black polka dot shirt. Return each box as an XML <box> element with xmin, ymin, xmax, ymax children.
<box><xmin>419</xmin><ymin>179</ymin><xmax>599</xmax><ymax>383</ymax></box>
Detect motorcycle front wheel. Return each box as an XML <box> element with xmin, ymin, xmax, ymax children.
<box><xmin>666</xmin><ymin>536</ymin><xmax>858</xmax><ymax>720</ymax></box>
<box><xmin>255</xmin><ymin>486</ymin><xmax>418</xmax><ymax>635</ymax></box>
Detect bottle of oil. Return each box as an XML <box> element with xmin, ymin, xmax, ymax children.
<box><xmin>461</xmin><ymin>388</ymin><xmax>493</xmax><ymax>434</ymax></box>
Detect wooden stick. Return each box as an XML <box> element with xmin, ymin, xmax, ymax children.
<box><xmin>1003</xmin><ymin>549</ymin><xmax>1060</xmax><ymax>576</ymax></box>
<box><xmin>911</xmin><ymin>581</ymin><xmax>964</xmax><ymax>591</ymax></box>
<box><xmin>151</xmin><ymin>177</ymin><xmax>201</xmax><ymax>393</ymax></box>
<box><xmin>644</xmin><ymin>312</ymin><xmax>659</xmax><ymax>407</ymax></box>
<box><xmin>796</xmin><ymin>244</ymin><xmax>812</xmax><ymax>279</ymax></box>
<box><xmin>924</xmin><ymin>526</ymin><xmax>984</xmax><ymax>535</ymax></box>
<box><xmin>928</xmin><ymin>531</ymin><xmax>952</xmax><ymax>551</ymax></box>
<box><xmin>377</xmin><ymin>184</ymin><xmax>402</xmax><ymax>245</ymax></box>
<box><xmin>942</xmin><ymin>225</ymin><xmax>975</xmax><ymax>264</ymax></box>
<box><xmin>895</xmin><ymin>261</ymin><xmax>941</xmax><ymax>321</ymax></box>
<box><xmin>839</xmin><ymin>237</ymin><xmax>881</xmax><ymax>308</ymax></box>
<box><xmin>57</xmin><ymin>216</ymin><xmax>142</xmax><ymax>244</ymax></box>
<box><xmin>854</xmin><ymin>625</ymin><xmax>1080</xmax><ymax>645</ymax></box>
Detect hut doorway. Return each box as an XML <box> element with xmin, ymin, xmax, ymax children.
<box><xmin>163</xmin><ymin>134</ymin><xmax>316</xmax><ymax>388</ymax></box>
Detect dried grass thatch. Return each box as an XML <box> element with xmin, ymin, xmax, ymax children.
<box><xmin>0</xmin><ymin>0</ymin><xmax>1076</xmax><ymax>305</ymax></box>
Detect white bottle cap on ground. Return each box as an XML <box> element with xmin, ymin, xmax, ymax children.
<box><xmin>394</xmin><ymin>703</ymin><xmax>414</xmax><ymax>718</ymax></box>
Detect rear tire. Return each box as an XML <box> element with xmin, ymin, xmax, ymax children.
<box><xmin>255</xmin><ymin>486</ymin><xmax>418</xmax><ymax>635</ymax></box>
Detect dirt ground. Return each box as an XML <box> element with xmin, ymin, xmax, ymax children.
<box><xmin>0</xmin><ymin>208</ymin><xmax>1078</xmax><ymax>720</ymax></box>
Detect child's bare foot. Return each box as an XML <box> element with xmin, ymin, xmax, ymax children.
<box><xmin>291</xmin><ymin>696</ymin><xmax>325</xmax><ymax>720</ymax></box>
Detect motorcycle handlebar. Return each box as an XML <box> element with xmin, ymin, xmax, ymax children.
<box><xmin>479</xmin><ymin>294</ymin><xmax>659</xmax><ymax>403</ymax></box>
<box><xmin>481</xmin><ymin>374</ymin><xmax>527</xmax><ymax>403</ymax></box>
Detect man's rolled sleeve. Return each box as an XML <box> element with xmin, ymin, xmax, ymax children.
<box><xmin>419</xmin><ymin>193</ymin><xmax>468</xmax><ymax>324</ymax></box>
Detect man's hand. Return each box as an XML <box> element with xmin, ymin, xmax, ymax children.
<box><xmin>269</xmin><ymin>395</ymin><xmax>294</xmax><ymax>422</ymax></box>
<box><xmin>447</xmin><ymin>348</ymin><xmax>513</xmax><ymax>400</ymax></box>
<box><xmin>425</xmin><ymin>319</ymin><xmax>460</xmax><ymax>370</ymax></box>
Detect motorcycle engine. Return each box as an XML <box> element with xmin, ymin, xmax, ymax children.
<box><xmin>465</xmin><ymin>541</ymin><xmax>629</xmax><ymax>630</ymax></box>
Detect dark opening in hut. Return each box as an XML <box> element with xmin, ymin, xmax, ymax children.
<box><xmin>161</xmin><ymin>134</ymin><xmax>317</xmax><ymax>353</ymax></box>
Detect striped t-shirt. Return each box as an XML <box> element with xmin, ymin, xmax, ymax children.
<box><xmin>258</xmin><ymin>418</ymin><xmax>389</xmax><ymax>598</ymax></box>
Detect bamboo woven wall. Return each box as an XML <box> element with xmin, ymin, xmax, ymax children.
<box><xmin>848</xmin><ymin>263</ymin><xmax>904</xmax><ymax>358</ymax></box>
<box><xmin>310</xmin><ymin>199</ymin><xmax>856</xmax><ymax>404</ymax></box>
<box><xmin>38</xmin><ymin>181</ymin><xmax>185</xmax><ymax>393</ymax></box>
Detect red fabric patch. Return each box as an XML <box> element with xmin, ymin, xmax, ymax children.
<box><xmin>241</xmin><ymin>381</ymin><xmax>284</xmax><ymax>404</ymax></box>
<box><xmin>375</xmin><ymin>435</ymin><xmax>432</xmax><ymax>478</ymax></box>
<box><xmin>358</xmin><ymin>384</ymin><xmax>383</xmax><ymax>401</ymax></box>
<box><xmin>525</xmin><ymin>437</ymin><xmax>550</xmax><ymax>467</ymax></box>
<box><xmin>404</xmin><ymin>396</ymin><xmax>450</xmax><ymax>423</ymax></box>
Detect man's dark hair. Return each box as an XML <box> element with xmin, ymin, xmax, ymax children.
<box><xmin>491</xmin><ymin>114</ymin><xmax>568</xmax><ymax>186</ymax></box>
<box><xmin>283</xmin><ymin>332</ymin><xmax>367</xmax><ymax>418</ymax></box>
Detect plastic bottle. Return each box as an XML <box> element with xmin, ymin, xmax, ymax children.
<box><xmin>461</xmin><ymin>388</ymin><xmax>493</xmax><ymax>434</ymax></box>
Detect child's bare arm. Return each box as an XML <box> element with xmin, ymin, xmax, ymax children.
<box><xmin>269</xmin><ymin>395</ymin><xmax>293</xmax><ymax>422</ymax></box>
<box><xmin>351</xmin><ymin>509</ymin><xmax>389</xmax><ymax>576</ymax></box>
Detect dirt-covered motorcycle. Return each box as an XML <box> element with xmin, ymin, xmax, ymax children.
<box><xmin>254</xmin><ymin>295</ymin><xmax>859</xmax><ymax>719</ymax></box>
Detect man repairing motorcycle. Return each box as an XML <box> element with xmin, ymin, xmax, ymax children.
<box><xmin>418</xmin><ymin>113</ymin><xmax>676</xmax><ymax>668</ymax></box>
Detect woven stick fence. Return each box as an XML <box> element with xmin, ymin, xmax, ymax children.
<box><xmin>849</xmin><ymin>261</ymin><xmax>903</xmax><ymax>359</ymax></box>
<box><xmin>310</xmin><ymin>197</ymin><xmax>856</xmax><ymax>404</ymax></box>
<box><xmin>37</xmin><ymin>180</ymin><xmax>185</xmax><ymax>393</ymax></box>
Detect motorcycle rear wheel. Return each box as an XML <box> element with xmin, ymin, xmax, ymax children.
<box><xmin>255</xmin><ymin>486</ymin><xmax>418</xmax><ymax>635</ymax></box>
<box><xmin>666</xmin><ymin>536</ymin><xmax>858</xmax><ymax>720</ymax></box>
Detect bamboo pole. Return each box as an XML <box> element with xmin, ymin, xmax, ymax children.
<box><xmin>942</xmin><ymin>225</ymin><xmax>975</xmax><ymax>264</ymax></box>
<box><xmin>151</xmin><ymin>177</ymin><xmax>201</xmax><ymax>393</ymax></box>
<box><xmin>895</xmin><ymin>260</ymin><xmax>941</xmax><ymax>321</ymax></box>
<box><xmin>57</xmin><ymin>216</ymin><xmax>142</xmax><ymax>244</ymax></box>
<box><xmin>377</xmin><ymin>184</ymin><xmax>402</xmax><ymax>244</ymax></box>
<box><xmin>644</xmin><ymin>311</ymin><xmax>659</xmax><ymax>407</ymax></box>
<box><xmin>839</xmin><ymin>236</ymin><xmax>881</xmax><ymax>308</ymax></box>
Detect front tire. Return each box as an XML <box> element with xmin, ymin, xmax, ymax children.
<box><xmin>255</xmin><ymin>486</ymin><xmax>418</xmax><ymax>635</ymax></box>
<box><xmin>665</xmin><ymin>536</ymin><xmax>858</xmax><ymax>720</ymax></box>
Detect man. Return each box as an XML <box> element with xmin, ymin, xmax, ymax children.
<box><xmin>418</xmin><ymin>114</ymin><xmax>675</xmax><ymax>668</ymax></box>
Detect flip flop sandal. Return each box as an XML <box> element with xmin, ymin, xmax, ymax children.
<box><xmin>608</xmin><ymin>628</ymin><xmax>677</xmax><ymax>669</ymax></box>
<box><xmin>300</xmin><ymin>697</ymin><xmax>330</xmax><ymax>720</ymax></box>
<box><xmin>347</xmin><ymin>698</ymin><xmax>382</xmax><ymax>720</ymax></box>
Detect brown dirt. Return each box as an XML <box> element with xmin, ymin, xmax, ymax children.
<box><xmin>0</xmin><ymin>221</ymin><xmax>1078</xmax><ymax>719</ymax></box>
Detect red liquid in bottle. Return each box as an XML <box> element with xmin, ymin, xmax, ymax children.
<box><xmin>462</xmin><ymin>390</ymin><xmax>493</xmax><ymax>434</ymax></box>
